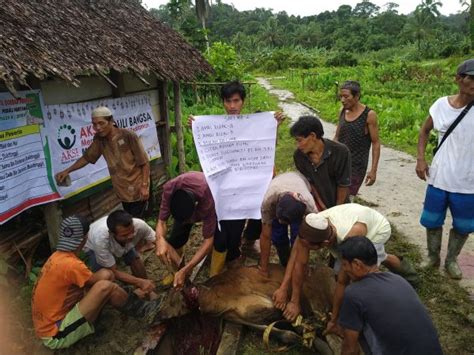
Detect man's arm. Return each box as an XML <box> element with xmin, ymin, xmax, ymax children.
<box><xmin>173</xmin><ymin>237</ymin><xmax>213</xmax><ymax>288</ymax></box>
<box><xmin>333</xmin><ymin>108</ymin><xmax>344</xmax><ymax>141</ymax></box>
<box><xmin>283</xmin><ymin>240</ymin><xmax>310</xmax><ymax>321</ymax></box>
<box><xmin>139</xmin><ymin>162</ymin><xmax>150</xmax><ymax>200</ymax></box>
<box><xmin>327</xmin><ymin>268</ymin><xmax>350</xmax><ymax>332</ymax></box>
<box><xmin>155</xmin><ymin>219</ymin><xmax>180</xmax><ymax>265</ymax></box>
<box><xmin>365</xmin><ymin>110</ymin><xmax>380</xmax><ymax>186</ymax></box>
<box><xmin>55</xmin><ymin>157</ymin><xmax>89</xmax><ymax>184</ymax></box>
<box><xmin>336</xmin><ymin>186</ymin><xmax>349</xmax><ymax>205</ymax></box>
<box><xmin>273</xmin><ymin>238</ymin><xmax>301</xmax><ymax>309</ymax></box>
<box><xmin>342</xmin><ymin>329</ymin><xmax>361</xmax><ymax>355</ymax></box>
<box><xmin>258</xmin><ymin>223</ymin><xmax>272</xmax><ymax>275</ymax></box>
<box><xmin>416</xmin><ymin>116</ymin><xmax>434</xmax><ymax>181</ymax></box>
<box><xmin>109</xmin><ymin>265</ymin><xmax>154</xmax><ymax>292</ymax></box>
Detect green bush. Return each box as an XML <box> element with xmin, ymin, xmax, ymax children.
<box><xmin>325</xmin><ymin>52</ymin><xmax>358</xmax><ymax>67</ymax></box>
<box><xmin>205</xmin><ymin>42</ymin><xmax>243</xmax><ymax>81</ymax></box>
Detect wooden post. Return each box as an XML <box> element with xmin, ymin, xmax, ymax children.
<box><xmin>157</xmin><ymin>80</ymin><xmax>172</xmax><ymax>170</ymax></box>
<box><xmin>173</xmin><ymin>81</ymin><xmax>186</xmax><ymax>174</ymax></box>
<box><xmin>110</xmin><ymin>70</ymin><xmax>125</xmax><ymax>98</ymax></box>
<box><xmin>42</xmin><ymin>203</ymin><xmax>62</xmax><ymax>250</ymax></box>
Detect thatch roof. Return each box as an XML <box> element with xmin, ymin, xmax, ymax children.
<box><xmin>0</xmin><ymin>0</ymin><xmax>213</xmax><ymax>92</ymax></box>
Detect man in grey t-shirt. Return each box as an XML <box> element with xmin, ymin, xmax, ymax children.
<box><xmin>338</xmin><ymin>237</ymin><xmax>442</xmax><ymax>355</ymax></box>
<box><xmin>258</xmin><ymin>171</ymin><xmax>317</xmax><ymax>274</ymax></box>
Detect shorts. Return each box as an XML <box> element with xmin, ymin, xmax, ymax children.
<box><xmin>86</xmin><ymin>248</ymin><xmax>139</xmax><ymax>272</ymax></box>
<box><xmin>349</xmin><ymin>175</ymin><xmax>365</xmax><ymax>196</ymax></box>
<box><xmin>420</xmin><ymin>185</ymin><xmax>474</xmax><ymax>234</ymax></box>
<box><xmin>42</xmin><ymin>303</ymin><xmax>94</xmax><ymax>349</ymax></box>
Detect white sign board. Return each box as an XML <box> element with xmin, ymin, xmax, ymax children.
<box><xmin>43</xmin><ymin>95</ymin><xmax>161</xmax><ymax>198</ymax></box>
<box><xmin>0</xmin><ymin>90</ymin><xmax>60</xmax><ymax>224</ymax></box>
<box><xmin>193</xmin><ymin>112</ymin><xmax>277</xmax><ymax>221</ymax></box>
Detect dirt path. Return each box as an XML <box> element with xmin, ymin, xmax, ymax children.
<box><xmin>258</xmin><ymin>77</ymin><xmax>474</xmax><ymax>298</ymax></box>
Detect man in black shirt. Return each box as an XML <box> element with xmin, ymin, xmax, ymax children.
<box><xmin>291</xmin><ymin>115</ymin><xmax>351</xmax><ymax>210</ymax></box>
<box><xmin>338</xmin><ymin>237</ymin><xmax>442</xmax><ymax>355</ymax></box>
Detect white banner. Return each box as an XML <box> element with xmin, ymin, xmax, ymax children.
<box><xmin>193</xmin><ymin>112</ymin><xmax>277</xmax><ymax>221</ymax></box>
<box><xmin>43</xmin><ymin>95</ymin><xmax>161</xmax><ymax>198</ymax></box>
<box><xmin>0</xmin><ymin>90</ymin><xmax>60</xmax><ymax>224</ymax></box>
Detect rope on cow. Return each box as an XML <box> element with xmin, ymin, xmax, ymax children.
<box><xmin>263</xmin><ymin>315</ymin><xmax>316</xmax><ymax>351</ymax></box>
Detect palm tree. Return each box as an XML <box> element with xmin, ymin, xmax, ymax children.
<box><xmin>195</xmin><ymin>0</ymin><xmax>210</xmax><ymax>53</ymax></box>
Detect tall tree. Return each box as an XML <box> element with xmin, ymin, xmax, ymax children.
<box><xmin>195</xmin><ymin>0</ymin><xmax>210</xmax><ymax>52</ymax></box>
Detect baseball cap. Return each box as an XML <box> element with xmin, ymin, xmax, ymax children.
<box><xmin>276</xmin><ymin>194</ymin><xmax>306</xmax><ymax>224</ymax></box>
<box><xmin>56</xmin><ymin>216</ymin><xmax>90</xmax><ymax>252</ymax></box>
<box><xmin>457</xmin><ymin>59</ymin><xmax>474</xmax><ymax>76</ymax></box>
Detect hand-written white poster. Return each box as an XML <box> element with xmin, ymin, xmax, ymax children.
<box><xmin>0</xmin><ymin>90</ymin><xmax>60</xmax><ymax>225</ymax></box>
<box><xmin>43</xmin><ymin>95</ymin><xmax>161</xmax><ymax>198</ymax></box>
<box><xmin>193</xmin><ymin>112</ymin><xmax>277</xmax><ymax>221</ymax></box>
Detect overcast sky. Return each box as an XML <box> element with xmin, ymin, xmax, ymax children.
<box><xmin>142</xmin><ymin>0</ymin><xmax>465</xmax><ymax>17</ymax></box>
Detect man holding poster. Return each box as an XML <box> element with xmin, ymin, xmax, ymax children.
<box><xmin>55</xmin><ymin>107</ymin><xmax>150</xmax><ymax>218</ymax></box>
<box><xmin>190</xmin><ymin>81</ymin><xmax>284</xmax><ymax>276</ymax></box>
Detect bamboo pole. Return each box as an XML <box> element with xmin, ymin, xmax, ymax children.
<box><xmin>173</xmin><ymin>81</ymin><xmax>186</xmax><ymax>174</ymax></box>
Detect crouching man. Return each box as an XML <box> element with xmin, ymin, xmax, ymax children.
<box><xmin>258</xmin><ymin>171</ymin><xmax>318</xmax><ymax>273</ymax></box>
<box><xmin>274</xmin><ymin>204</ymin><xmax>419</xmax><ymax>329</ymax></box>
<box><xmin>84</xmin><ymin>210</ymin><xmax>156</xmax><ymax>295</ymax></box>
<box><xmin>338</xmin><ymin>237</ymin><xmax>442</xmax><ymax>355</ymax></box>
<box><xmin>32</xmin><ymin>216</ymin><xmax>161</xmax><ymax>350</ymax></box>
<box><xmin>156</xmin><ymin>172</ymin><xmax>216</xmax><ymax>288</ymax></box>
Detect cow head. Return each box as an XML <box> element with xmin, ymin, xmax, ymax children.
<box><xmin>154</xmin><ymin>284</ymin><xmax>200</xmax><ymax>322</ymax></box>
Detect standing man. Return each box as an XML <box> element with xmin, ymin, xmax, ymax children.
<box><xmin>258</xmin><ymin>171</ymin><xmax>318</xmax><ymax>273</ymax></box>
<box><xmin>416</xmin><ymin>58</ymin><xmax>474</xmax><ymax>279</ymax></box>
<box><xmin>84</xmin><ymin>210</ymin><xmax>156</xmax><ymax>295</ymax></box>
<box><xmin>32</xmin><ymin>216</ymin><xmax>161</xmax><ymax>350</ymax></box>
<box><xmin>334</xmin><ymin>80</ymin><xmax>381</xmax><ymax>197</ymax></box>
<box><xmin>55</xmin><ymin>106</ymin><xmax>150</xmax><ymax>218</ymax></box>
<box><xmin>273</xmin><ymin>204</ymin><xmax>418</xmax><ymax>327</ymax></box>
<box><xmin>337</xmin><ymin>237</ymin><xmax>442</xmax><ymax>355</ymax></box>
<box><xmin>189</xmin><ymin>81</ymin><xmax>285</xmax><ymax>274</ymax></box>
<box><xmin>155</xmin><ymin>172</ymin><xmax>216</xmax><ymax>288</ymax></box>
<box><xmin>291</xmin><ymin>115</ymin><xmax>351</xmax><ymax>211</ymax></box>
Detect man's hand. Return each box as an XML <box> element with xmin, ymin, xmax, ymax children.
<box><xmin>324</xmin><ymin>318</ymin><xmax>344</xmax><ymax>337</ymax></box>
<box><xmin>416</xmin><ymin>159</ymin><xmax>429</xmax><ymax>181</ymax></box>
<box><xmin>283</xmin><ymin>301</ymin><xmax>301</xmax><ymax>322</ymax></box>
<box><xmin>173</xmin><ymin>268</ymin><xmax>188</xmax><ymax>290</ymax></box>
<box><xmin>274</xmin><ymin>111</ymin><xmax>285</xmax><ymax>126</ymax></box>
<box><xmin>156</xmin><ymin>238</ymin><xmax>174</xmax><ymax>265</ymax></box>
<box><xmin>187</xmin><ymin>115</ymin><xmax>195</xmax><ymax>128</ymax></box>
<box><xmin>272</xmin><ymin>287</ymin><xmax>289</xmax><ymax>310</ymax></box>
<box><xmin>55</xmin><ymin>170</ymin><xmax>69</xmax><ymax>184</ymax></box>
<box><xmin>365</xmin><ymin>170</ymin><xmax>376</xmax><ymax>186</ymax></box>
<box><xmin>140</xmin><ymin>185</ymin><xmax>150</xmax><ymax>200</ymax></box>
<box><xmin>257</xmin><ymin>264</ymin><xmax>269</xmax><ymax>278</ymax></box>
<box><xmin>137</xmin><ymin>278</ymin><xmax>156</xmax><ymax>293</ymax></box>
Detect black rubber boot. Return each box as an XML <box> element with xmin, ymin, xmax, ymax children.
<box><xmin>423</xmin><ymin>227</ymin><xmax>442</xmax><ymax>268</ymax></box>
<box><xmin>445</xmin><ymin>229</ymin><xmax>469</xmax><ymax>280</ymax></box>
<box><xmin>388</xmin><ymin>257</ymin><xmax>420</xmax><ymax>288</ymax></box>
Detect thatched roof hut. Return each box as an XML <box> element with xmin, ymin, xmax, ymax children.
<box><xmin>0</xmin><ymin>0</ymin><xmax>211</xmax><ymax>252</ymax></box>
<box><xmin>0</xmin><ymin>0</ymin><xmax>213</xmax><ymax>92</ymax></box>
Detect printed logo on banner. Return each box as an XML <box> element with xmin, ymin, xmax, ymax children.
<box><xmin>57</xmin><ymin>124</ymin><xmax>77</xmax><ymax>150</ymax></box>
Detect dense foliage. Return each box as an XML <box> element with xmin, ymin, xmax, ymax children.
<box><xmin>151</xmin><ymin>0</ymin><xmax>470</xmax><ymax>71</ymax></box>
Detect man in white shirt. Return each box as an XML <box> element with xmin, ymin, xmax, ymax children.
<box><xmin>416</xmin><ymin>58</ymin><xmax>474</xmax><ymax>279</ymax></box>
<box><xmin>85</xmin><ymin>210</ymin><xmax>156</xmax><ymax>294</ymax></box>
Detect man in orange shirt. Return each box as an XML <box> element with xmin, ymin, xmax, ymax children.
<box><xmin>32</xmin><ymin>216</ymin><xmax>161</xmax><ymax>349</ymax></box>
